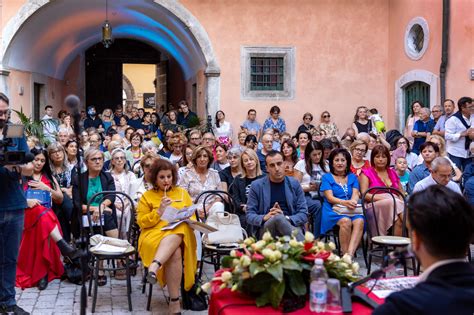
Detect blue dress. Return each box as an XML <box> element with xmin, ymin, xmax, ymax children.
<box><xmin>320</xmin><ymin>173</ymin><xmax>364</xmax><ymax>234</ymax></box>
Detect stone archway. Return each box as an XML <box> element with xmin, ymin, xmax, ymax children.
<box><xmin>395</xmin><ymin>69</ymin><xmax>438</xmax><ymax>131</ymax></box>
<box><xmin>0</xmin><ymin>0</ymin><xmax>221</xmax><ymax>115</ymax></box>
<box><xmin>122</xmin><ymin>74</ymin><xmax>136</xmax><ymax>108</ymax></box>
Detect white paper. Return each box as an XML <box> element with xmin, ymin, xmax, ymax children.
<box><xmin>161</xmin><ymin>204</ymin><xmax>198</xmax><ymax>222</ymax></box>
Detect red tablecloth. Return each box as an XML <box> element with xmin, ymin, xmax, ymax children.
<box><xmin>209</xmin><ymin>286</ymin><xmax>384</xmax><ymax>315</ymax></box>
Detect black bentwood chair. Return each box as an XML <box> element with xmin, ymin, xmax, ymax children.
<box><xmin>83</xmin><ymin>191</ymin><xmax>137</xmax><ymax>313</ymax></box>
<box><xmin>361</xmin><ymin>186</ymin><xmax>418</xmax><ymax>276</ymax></box>
<box><xmin>195</xmin><ymin>190</ymin><xmax>246</xmax><ymax>281</ymax></box>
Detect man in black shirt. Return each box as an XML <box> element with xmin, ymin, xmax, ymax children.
<box><xmin>83</xmin><ymin>106</ymin><xmax>104</xmax><ymax>131</ymax></box>
<box><xmin>177</xmin><ymin>101</ymin><xmax>197</xmax><ymax>129</ymax></box>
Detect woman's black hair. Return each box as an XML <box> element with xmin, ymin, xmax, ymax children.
<box><xmin>269</xmin><ymin>105</ymin><xmax>281</xmax><ymax>114</ymax></box>
<box><xmin>304</xmin><ymin>141</ymin><xmax>327</xmax><ymax>175</ymax></box>
<box><xmin>151</xmin><ymin>112</ymin><xmax>161</xmax><ymax>128</ymax></box>
<box><xmin>296</xmin><ymin>130</ymin><xmax>312</xmax><ymax>144</ymax></box>
<box><xmin>244</xmin><ymin>134</ymin><xmax>257</xmax><ymax>145</ymax></box>
<box><xmin>215</xmin><ymin>110</ymin><xmax>225</xmax><ymax>128</ymax></box>
<box><xmin>31</xmin><ymin>148</ymin><xmax>56</xmax><ymax>190</ymax></box>
<box><xmin>281</xmin><ymin>139</ymin><xmax>298</xmax><ymax>164</ymax></box>
<box><xmin>410</xmin><ymin>100</ymin><xmax>424</xmax><ymax>116</ymax></box>
<box><xmin>393</xmin><ymin>136</ymin><xmax>412</xmax><ymax>153</ymax></box>
<box><xmin>327</xmin><ymin>148</ymin><xmax>352</xmax><ymax>176</ymax></box>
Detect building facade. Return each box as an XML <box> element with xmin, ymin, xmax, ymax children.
<box><xmin>0</xmin><ymin>0</ymin><xmax>472</xmax><ymax>135</ymax></box>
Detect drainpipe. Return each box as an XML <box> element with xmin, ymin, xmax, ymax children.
<box><xmin>439</xmin><ymin>0</ymin><xmax>450</xmax><ymax>103</ymax></box>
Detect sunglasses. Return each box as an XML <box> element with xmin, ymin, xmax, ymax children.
<box><xmin>323</xmin><ymin>115</ymin><xmax>330</xmax><ymax>118</ymax></box>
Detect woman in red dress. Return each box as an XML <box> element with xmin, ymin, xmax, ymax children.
<box><xmin>16</xmin><ymin>148</ymin><xmax>78</xmax><ymax>290</ymax></box>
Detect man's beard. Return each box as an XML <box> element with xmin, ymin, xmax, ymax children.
<box><xmin>0</xmin><ymin>119</ymin><xmax>5</xmax><ymax>129</ymax></box>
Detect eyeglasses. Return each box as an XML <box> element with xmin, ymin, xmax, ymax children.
<box><xmin>113</xmin><ymin>156</ymin><xmax>125</xmax><ymax>160</ymax></box>
<box><xmin>89</xmin><ymin>157</ymin><xmax>103</xmax><ymax>162</ymax></box>
<box><xmin>323</xmin><ymin>115</ymin><xmax>330</xmax><ymax>118</ymax></box>
<box><xmin>0</xmin><ymin>110</ymin><xmax>10</xmax><ymax>117</ymax></box>
<box><xmin>190</xmin><ymin>137</ymin><xmax>201</xmax><ymax>141</ymax></box>
<box><xmin>50</xmin><ymin>150</ymin><xmax>62</xmax><ymax>155</ymax></box>
<box><xmin>203</xmin><ymin>138</ymin><xmax>214</xmax><ymax>141</ymax></box>
<box><xmin>353</xmin><ymin>148</ymin><xmax>366</xmax><ymax>153</ymax></box>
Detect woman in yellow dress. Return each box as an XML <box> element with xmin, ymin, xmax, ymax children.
<box><xmin>137</xmin><ymin>159</ymin><xmax>197</xmax><ymax>314</ymax></box>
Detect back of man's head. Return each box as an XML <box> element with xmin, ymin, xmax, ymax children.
<box><xmin>408</xmin><ymin>185</ymin><xmax>474</xmax><ymax>259</ymax></box>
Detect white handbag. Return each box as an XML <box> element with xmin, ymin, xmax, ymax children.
<box><xmin>204</xmin><ymin>211</ymin><xmax>244</xmax><ymax>244</ymax></box>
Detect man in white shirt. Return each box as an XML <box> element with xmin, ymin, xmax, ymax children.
<box><xmin>444</xmin><ymin>96</ymin><xmax>473</xmax><ymax>170</ymax></box>
<box><xmin>412</xmin><ymin>157</ymin><xmax>462</xmax><ymax>194</ymax></box>
<box><xmin>41</xmin><ymin>105</ymin><xmax>57</xmax><ymax>143</ymax></box>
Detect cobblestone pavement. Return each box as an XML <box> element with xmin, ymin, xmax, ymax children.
<box><xmin>14</xmin><ymin>246</ymin><xmax>474</xmax><ymax>314</ymax></box>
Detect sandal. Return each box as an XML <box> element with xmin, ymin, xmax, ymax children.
<box><xmin>146</xmin><ymin>260</ymin><xmax>162</xmax><ymax>285</ymax></box>
<box><xmin>97</xmin><ymin>274</ymin><xmax>107</xmax><ymax>286</ymax></box>
<box><xmin>169</xmin><ymin>297</ymin><xmax>181</xmax><ymax>315</ymax></box>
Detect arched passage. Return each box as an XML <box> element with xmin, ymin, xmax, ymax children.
<box><xmin>1</xmin><ymin>0</ymin><xmax>220</xmax><ymax>115</ymax></box>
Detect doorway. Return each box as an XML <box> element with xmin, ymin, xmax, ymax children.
<box><xmin>85</xmin><ymin>39</ymin><xmax>161</xmax><ymax>113</ymax></box>
<box><xmin>404</xmin><ymin>81</ymin><xmax>430</xmax><ymax>120</ymax></box>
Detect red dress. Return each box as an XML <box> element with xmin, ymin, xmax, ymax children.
<box><xmin>16</xmin><ymin>175</ymin><xmax>64</xmax><ymax>289</ymax></box>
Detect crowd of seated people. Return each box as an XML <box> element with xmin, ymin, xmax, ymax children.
<box><xmin>14</xmin><ymin>96</ymin><xmax>472</xmax><ymax>313</ymax></box>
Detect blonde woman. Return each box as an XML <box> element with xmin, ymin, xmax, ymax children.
<box><xmin>101</xmin><ymin>108</ymin><xmax>115</xmax><ymax>133</ymax></box>
<box><xmin>230</xmin><ymin>148</ymin><xmax>264</xmax><ymax>232</ymax></box>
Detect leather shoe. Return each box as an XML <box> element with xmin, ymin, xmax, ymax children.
<box><xmin>37</xmin><ymin>275</ymin><xmax>48</xmax><ymax>291</ymax></box>
<box><xmin>0</xmin><ymin>304</ymin><xmax>30</xmax><ymax>315</ymax></box>
<box><xmin>56</xmin><ymin>239</ymin><xmax>80</xmax><ymax>260</ymax></box>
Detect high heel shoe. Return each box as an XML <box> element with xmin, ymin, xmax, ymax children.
<box><xmin>37</xmin><ymin>274</ymin><xmax>48</xmax><ymax>291</ymax></box>
<box><xmin>169</xmin><ymin>297</ymin><xmax>181</xmax><ymax>315</ymax></box>
<box><xmin>56</xmin><ymin>239</ymin><xmax>80</xmax><ymax>260</ymax></box>
<box><xmin>146</xmin><ymin>260</ymin><xmax>162</xmax><ymax>285</ymax></box>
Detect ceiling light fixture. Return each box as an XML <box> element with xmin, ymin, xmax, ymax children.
<box><xmin>102</xmin><ymin>0</ymin><xmax>113</xmax><ymax>48</ymax></box>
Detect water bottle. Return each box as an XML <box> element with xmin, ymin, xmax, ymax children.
<box><xmin>310</xmin><ymin>258</ymin><xmax>328</xmax><ymax>313</ymax></box>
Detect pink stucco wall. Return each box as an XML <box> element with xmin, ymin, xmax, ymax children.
<box><xmin>1</xmin><ymin>0</ymin><xmax>472</xmax><ymax>132</ymax></box>
<box><xmin>182</xmin><ymin>0</ymin><xmax>391</xmax><ymax>135</ymax></box>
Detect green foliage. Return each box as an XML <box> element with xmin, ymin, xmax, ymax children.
<box><xmin>12</xmin><ymin>108</ymin><xmax>52</xmax><ymax>146</ymax></box>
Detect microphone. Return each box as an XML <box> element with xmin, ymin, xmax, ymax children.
<box><xmin>388</xmin><ymin>245</ymin><xmax>413</xmax><ymax>261</ymax></box>
<box><xmin>64</xmin><ymin>94</ymin><xmax>81</xmax><ymax>116</ymax></box>
<box><xmin>23</xmin><ymin>152</ymin><xmax>34</xmax><ymax>164</ymax></box>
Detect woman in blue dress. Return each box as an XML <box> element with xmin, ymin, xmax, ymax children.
<box><xmin>320</xmin><ymin>148</ymin><xmax>364</xmax><ymax>257</ymax></box>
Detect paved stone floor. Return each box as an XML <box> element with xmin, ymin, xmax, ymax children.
<box><xmin>14</xmin><ymin>246</ymin><xmax>474</xmax><ymax>314</ymax></box>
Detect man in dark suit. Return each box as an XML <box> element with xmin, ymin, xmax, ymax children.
<box><xmin>373</xmin><ymin>185</ymin><xmax>474</xmax><ymax>315</ymax></box>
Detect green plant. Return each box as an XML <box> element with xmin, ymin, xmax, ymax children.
<box><xmin>12</xmin><ymin>108</ymin><xmax>53</xmax><ymax>146</ymax></box>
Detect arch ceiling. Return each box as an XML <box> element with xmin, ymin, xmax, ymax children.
<box><xmin>2</xmin><ymin>0</ymin><xmax>212</xmax><ymax>80</ymax></box>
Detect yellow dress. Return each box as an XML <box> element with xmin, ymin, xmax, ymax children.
<box><xmin>137</xmin><ymin>186</ymin><xmax>197</xmax><ymax>290</ymax></box>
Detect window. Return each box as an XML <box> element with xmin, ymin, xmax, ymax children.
<box><xmin>250</xmin><ymin>57</ymin><xmax>284</xmax><ymax>91</ymax></box>
<box><xmin>404</xmin><ymin>17</ymin><xmax>429</xmax><ymax>61</ymax></box>
<box><xmin>241</xmin><ymin>47</ymin><xmax>295</xmax><ymax>100</ymax></box>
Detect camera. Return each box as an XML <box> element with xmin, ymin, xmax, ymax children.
<box><xmin>0</xmin><ymin>124</ymin><xmax>27</xmax><ymax>166</ymax></box>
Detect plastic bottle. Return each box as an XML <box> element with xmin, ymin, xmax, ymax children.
<box><xmin>310</xmin><ymin>258</ymin><xmax>328</xmax><ymax>313</ymax></box>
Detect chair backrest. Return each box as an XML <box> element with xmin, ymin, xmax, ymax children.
<box><xmin>361</xmin><ymin>186</ymin><xmax>408</xmax><ymax>239</ymax></box>
<box><xmin>84</xmin><ymin>191</ymin><xmax>137</xmax><ymax>244</ymax></box>
<box><xmin>194</xmin><ymin>190</ymin><xmax>237</xmax><ymax>221</ymax></box>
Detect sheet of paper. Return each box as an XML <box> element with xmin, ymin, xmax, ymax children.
<box><xmin>161</xmin><ymin>204</ymin><xmax>198</xmax><ymax>222</ymax></box>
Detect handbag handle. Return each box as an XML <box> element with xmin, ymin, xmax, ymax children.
<box><xmin>212</xmin><ymin>211</ymin><xmax>232</xmax><ymax>225</ymax></box>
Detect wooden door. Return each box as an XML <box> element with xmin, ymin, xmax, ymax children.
<box><xmin>404</xmin><ymin>81</ymin><xmax>430</xmax><ymax>120</ymax></box>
